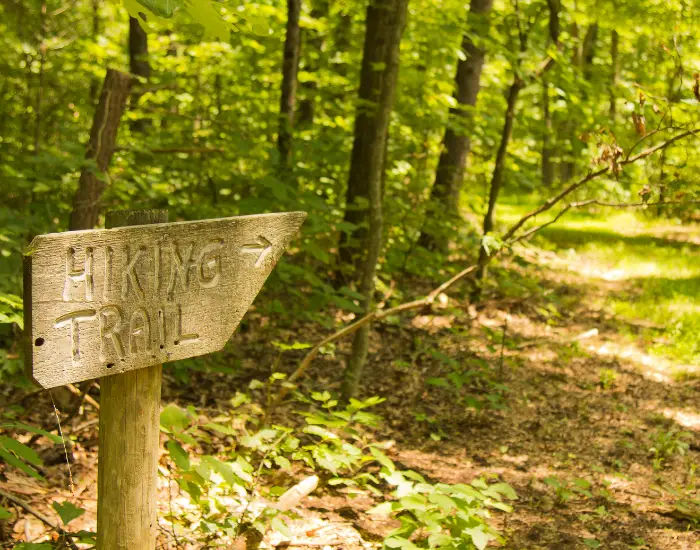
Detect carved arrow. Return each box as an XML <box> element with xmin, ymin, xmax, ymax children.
<box><xmin>241</xmin><ymin>235</ymin><xmax>273</xmax><ymax>267</ymax></box>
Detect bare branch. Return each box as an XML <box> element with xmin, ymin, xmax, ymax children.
<box><xmin>275</xmin><ymin>129</ymin><xmax>698</xmax><ymax>397</ymax></box>
<box><xmin>0</xmin><ymin>488</ymin><xmax>80</xmax><ymax>550</ymax></box>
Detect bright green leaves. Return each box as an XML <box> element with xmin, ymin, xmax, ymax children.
<box><xmin>0</xmin><ymin>435</ymin><xmax>44</xmax><ymax>480</ymax></box>
<box><xmin>52</xmin><ymin>500</ymin><xmax>86</xmax><ymax>526</ymax></box>
<box><xmin>375</xmin><ymin>475</ymin><xmax>516</xmax><ymax>550</ymax></box>
<box><xmin>134</xmin><ymin>0</ymin><xmax>183</xmax><ymax>18</ymax></box>
<box><xmin>0</xmin><ymin>293</ymin><xmax>23</xmax><ymax>329</ymax></box>
<box><xmin>122</xmin><ymin>0</ymin><xmax>229</xmax><ymax>41</ymax></box>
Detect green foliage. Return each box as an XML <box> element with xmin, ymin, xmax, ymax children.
<box><xmin>0</xmin><ymin>419</ymin><xmax>62</xmax><ymax>481</ymax></box>
<box><xmin>543</xmin><ymin>476</ymin><xmax>594</xmax><ymax>505</ymax></box>
<box><xmin>51</xmin><ymin>501</ymin><xmax>85</xmax><ymax>526</ymax></box>
<box><xmin>425</xmin><ymin>352</ymin><xmax>509</xmax><ymax>413</ymax></box>
<box><xmin>369</xmin><ymin>465</ymin><xmax>516</xmax><ymax>550</ymax></box>
<box><xmin>648</xmin><ymin>428</ymin><xmax>691</xmax><ymax>470</ymax></box>
<box><xmin>161</xmin><ymin>387</ymin><xmax>513</xmax><ymax>546</ymax></box>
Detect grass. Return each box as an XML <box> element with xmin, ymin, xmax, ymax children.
<box><xmin>496</xmin><ymin>201</ymin><xmax>700</xmax><ymax>368</ymax></box>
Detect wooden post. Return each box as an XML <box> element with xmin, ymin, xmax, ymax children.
<box><xmin>97</xmin><ymin>209</ymin><xmax>168</xmax><ymax>550</ymax></box>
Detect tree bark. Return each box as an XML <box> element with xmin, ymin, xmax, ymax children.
<box><xmin>338</xmin><ymin>0</ymin><xmax>409</xmax><ymax>277</ymax></box>
<box><xmin>339</xmin><ymin>0</ymin><xmax>409</xmax><ymax>400</ymax></box>
<box><xmin>278</xmin><ymin>0</ymin><xmax>302</xmax><ymax>170</ymax></box>
<box><xmin>297</xmin><ymin>0</ymin><xmax>329</xmax><ymax>126</ymax></box>
<box><xmin>609</xmin><ymin>30</ymin><xmax>618</xmax><ymax>119</ymax></box>
<box><xmin>475</xmin><ymin>0</ymin><xmax>560</xmax><ymax>282</ymax></box>
<box><xmin>128</xmin><ymin>16</ymin><xmax>150</xmax><ymax>132</ymax></box>
<box><xmin>541</xmin><ymin>75</ymin><xmax>555</xmax><ymax>185</ymax></box>
<box><xmin>476</xmin><ymin>77</ymin><xmax>524</xmax><ymax>276</ymax></box>
<box><xmin>417</xmin><ymin>0</ymin><xmax>493</xmax><ymax>250</ymax></box>
<box><xmin>69</xmin><ymin>69</ymin><xmax>133</xmax><ymax>230</ymax></box>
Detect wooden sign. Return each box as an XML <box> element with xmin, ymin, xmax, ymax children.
<box><xmin>24</xmin><ymin>212</ymin><xmax>306</xmax><ymax>388</ymax></box>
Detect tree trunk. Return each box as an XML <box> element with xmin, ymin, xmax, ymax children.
<box><xmin>417</xmin><ymin>0</ymin><xmax>493</xmax><ymax>250</ymax></box>
<box><xmin>339</xmin><ymin>0</ymin><xmax>409</xmax><ymax>400</ymax></box>
<box><xmin>89</xmin><ymin>0</ymin><xmax>101</xmax><ymax>102</ymax></box>
<box><xmin>475</xmin><ymin>78</ymin><xmax>523</xmax><ymax>278</ymax></box>
<box><xmin>560</xmin><ymin>22</ymin><xmax>597</xmax><ymax>181</ymax></box>
<box><xmin>609</xmin><ymin>30</ymin><xmax>618</xmax><ymax>119</ymax></box>
<box><xmin>541</xmin><ymin>75</ymin><xmax>555</xmax><ymax>186</ymax></box>
<box><xmin>128</xmin><ymin>16</ymin><xmax>150</xmax><ymax>132</ymax></box>
<box><xmin>69</xmin><ymin>69</ymin><xmax>133</xmax><ymax>230</ymax></box>
<box><xmin>475</xmin><ymin>0</ymin><xmax>559</xmax><ymax>282</ymax></box>
<box><xmin>297</xmin><ymin>0</ymin><xmax>329</xmax><ymax>126</ymax></box>
<box><xmin>278</xmin><ymin>0</ymin><xmax>302</xmax><ymax>171</ymax></box>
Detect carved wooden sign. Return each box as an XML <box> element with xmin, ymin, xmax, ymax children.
<box><xmin>23</xmin><ymin>212</ymin><xmax>306</xmax><ymax>388</ymax></box>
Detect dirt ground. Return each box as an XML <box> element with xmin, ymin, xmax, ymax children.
<box><xmin>1</xmin><ymin>228</ymin><xmax>698</xmax><ymax>549</ymax></box>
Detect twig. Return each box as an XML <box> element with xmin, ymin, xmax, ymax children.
<box><xmin>499</xmin><ymin>316</ymin><xmax>508</xmax><ymax>379</ymax></box>
<box><xmin>66</xmin><ymin>383</ymin><xmax>99</xmax><ymax>410</ymax></box>
<box><xmin>511</xmin><ymin>198</ymin><xmax>700</xmax><ymax>244</ymax></box>
<box><xmin>274</xmin><ymin>128</ymin><xmax>698</xmax><ymax>398</ymax></box>
<box><xmin>275</xmin><ymin>266</ymin><xmax>478</xmax><ymax>403</ymax></box>
<box><xmin>0</xmin><ymin>488</ymin><xmax>79</xmax><ymax>550</ymax></box>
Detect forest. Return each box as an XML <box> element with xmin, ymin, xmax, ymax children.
<box><xmin>0</xmin><ymin>0</ymin><xmax>698</xmax><ymax>548</ymax></box>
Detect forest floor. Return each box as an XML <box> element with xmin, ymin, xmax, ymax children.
<box><xmin>1</xmin><ymin>210</ymin><xmax>698</xmax><ymax>549</ymax></box>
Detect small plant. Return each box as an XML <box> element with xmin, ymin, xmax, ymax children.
<box><xmin>597</xmin><ymin>368</ymin><xmax>617</xmax><ymax>390</ymax></box>
<box><xmin>369</xmin><ymin>456</ymin><xmax>516</xmax><ymax>550</ymax></box>
<box><xmin>648</xmin><ymin>428</ymin><xmax>691</xmax><ymax>470</ymax></box>
<box><xmin>543</xmin><ymin>476</ymin><xmax>593</xmax><ymax>504</ymax></box>
<box><xmin>425</xmin><ymin>352</ymin><xmax>509</xmax><ymax>413</ymax></box>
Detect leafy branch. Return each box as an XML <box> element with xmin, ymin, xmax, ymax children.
<box><xmin>274</xmin><ymin>128</ymin><xmax>698</xmax><ymax>401</ymax></box>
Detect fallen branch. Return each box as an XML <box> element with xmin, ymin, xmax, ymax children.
<box><xmin>277</xmin><ymin>265</ymin><xmax>477</xmax><ymax>402</ymax></box>
<box><xmin>0</xmin><ymin>488</ymin><xmax>79</xmax><ymax>550</ymax></box>
<box><xmin>275</xmin><ymin>128</ymin><xmax>698</xmax><ymax>399</ymax></box>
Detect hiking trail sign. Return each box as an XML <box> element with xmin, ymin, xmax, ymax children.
<box><xmin>24</xmin><ymin>211</ymin><xmax>306</xmax><ymax>388</ymax></box>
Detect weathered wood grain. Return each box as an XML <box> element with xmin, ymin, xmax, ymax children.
<box><xmin>97</xmin><ymin>209</ymin><xmax>166</xmax><ymax>550</ymax></box>
<box><xmin>24</xmin><ymin>211</ymin><xmax>306</xmax><ymax>388</ymax></box>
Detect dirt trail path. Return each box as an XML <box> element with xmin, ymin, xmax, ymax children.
<box><xmin>2</xmin><ymin>218</ymin><xmax>697</xmax><ymax>549</ymax></box>
<box><xmin>359</xmin><ymin>220</ymin><xmax>699</xmax><ymax>550</ymax></box>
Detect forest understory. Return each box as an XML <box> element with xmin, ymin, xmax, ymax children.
<box><xmin>3</xmin><ymin>211</ymin><xmax>697</xmax><ymax>550</ymax></box>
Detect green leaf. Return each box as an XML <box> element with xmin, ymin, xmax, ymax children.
<box><xmin>463</xmin><ymin>526</ymin><xmax>492</xmax><ymax>550</ymax></box>
<box><xmin>13</xmin><ymin>544</ymin><xmax>54</xmax><ymax>549</ymax></box>
<box><xmin>0</xmin><ymin>436</ymin><xmax>42</xmax><ymax>466</ymax></box>
<box><xmin>0</xmin><ymin>505</ymin><xmax>11</xmax><ymax>520</ymax></box>
<box><xmin>166</xmin><ymin>440</ymin><xmax>190</xmax><ymax>471</ymax></box>
<box><xmin>203</xmin><ymin>422</ymin><xmax>236</xmax><ymax>436</ymax></box>
<box><xmin>370</xmin><ymin>447</ymin><xmax>395</xmax><ymax>472</ymax></box>
<box><xmin>367</xmin><ymin>501</ymin><xmax>393</xmax><ymax>516</ymax></box>
<box><xmin>7</xmin><ymin>423</ymin><xmax>62</xmax><ymax>444</ymax></box>
<box><xmin>0</xmin><ymin>446</ymin><xmax>43</xmax><ymax>480</ymax></box>
<box><xmin>160</xmin><ymin>404</ymin><xmax>192</xmax><ymax>433</ymax></box>
<box><xmin>52</xmin><ymin>500</ymin><xmax>85</xmax><ymax>525</ymax></box>
<box><xmin>184</xmin><ymin>0</ymin><xmax>229</xmax><ymax>40</ymax></box>
<box><xmin>134</xmin><ymin>0</ymin><xmax>183</xmax><ymax>18</ymax></box>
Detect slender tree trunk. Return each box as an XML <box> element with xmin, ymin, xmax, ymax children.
<box><xmin>90</xmin><ymin>0</ymin><xmax>100</xmax><ymax>102</ymax></box>
<box><xmin>541</xmin><ymin>75</ymin><xmax>555</xmax><ymax>185</ymax></box>
<box><xmin>475</xmin><ymin>78</ymin><xmax>524</xmax><ymax>277</ymax></box>
<box><xmin>340</xmin><ymin>0</ymin><xmax>409</xmax><ymax>400</ymax></box>
<box><xmin>128</xmin><ymin>16</ymin><xmax>151</xmax><ymax>132</ymax></box>
<box><xmin>560</xmin><ymin>22</ymin><xmax>597</xmax><ymax>181</ymax></box>
<box><xmin>69</xmin><ymin>69</ymin><xmax>133</xmax><ymax>230</ymax></box>
<box><xmin>417</xmin><ymin>0</ymin><xmax>493</xmax><ymax>250</ymax></box>
<box><xmin>33</xmin><ymin>1</ymin><xmax>47</xmax><ymax>153</ymax></box>
<box><xmin>278</xmin><ymin>0</ymin><xmax>302</xmax><ymax>171</ymax></box>
<box><xmin>475</xmin><ymin>0</ymin><xmax>560</xmax><ymax>282</ymax></box>
<box><xmin>609</xmin><ymin>30</ymin><xmax>618</xmax><ymax>120</ymax></box>
<box><xmin>297</xmin><ymin>0</ymin><xmax>329</xmax><ymax>126</ymax></box>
